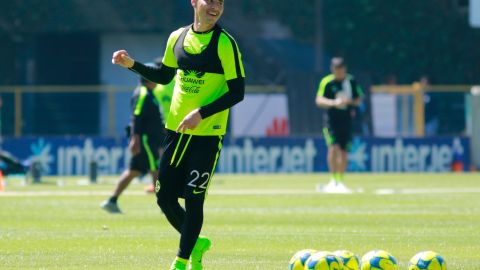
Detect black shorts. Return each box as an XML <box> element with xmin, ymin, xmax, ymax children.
<box><xmin>323</xmin><ymin>127</ymin><xmax>352</xmax><ymax>151</ymax></box>
<box><xmin>155</xmin><ymin>130</ymin><xmax>223</xmax><ymax>199</ymax></box>
<box><xmin>129</xmin><ymin>134</ymin><xmax>163</xmax><ymax>175</ymax></box>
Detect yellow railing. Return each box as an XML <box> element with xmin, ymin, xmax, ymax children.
<box><xmin>371</xmin><ymin>84</ymin><xmax>472</xmax><ymax>137</ymax></box>
<box><xmin>1</xmin><ymin>84</ymin><xmax>471</xmax><ymax>137</ymax></box>
<box><xmin>0</xmin><ymin>85</ymin><xmax>284</xmax><ymax>137</ymax></box>
<box><xmin>0</xmin><ymin>85</ymin><xmax>132</xmax><ymax>137</ymax></box>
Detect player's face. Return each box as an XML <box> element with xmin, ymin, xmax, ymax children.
<box><xmin>192</xmin><ymin>0</ymin><xmax>224</xmax><ymax>26</ymax></box>
<box><xmin>332</xmin><ymin>66</ymin><xmax>347</xmax><ymax>81</ymax></box>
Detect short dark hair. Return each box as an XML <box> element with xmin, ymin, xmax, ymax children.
<box><xmin>331</xmin><ymin>57</ymin><xmax>346</xmax><ymax>68</ymax></box>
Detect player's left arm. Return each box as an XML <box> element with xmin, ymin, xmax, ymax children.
<box><xmin>198</xmin><ymin>33</ymin><xmax>245</xmax><ymax>119</ymax></box>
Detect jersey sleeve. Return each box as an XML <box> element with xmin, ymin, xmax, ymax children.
<box><xmin>161</xmin><ymin>28</ymin><xmax>184</xmax><ymax>68</ymax></box>
<box><xmin>317</xmin><ymin>75</ymin><xmax>335</xmax><ymax>98</ymax></box>
<box><xmin>218</xmin><ymin>32</ymin><xmax>245</xmax><ymax>81</ymax></box>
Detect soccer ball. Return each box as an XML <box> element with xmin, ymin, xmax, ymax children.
<box><xmin>305</xmin><ymin>251</ymin><xmax>344</xmax><ymax>270</ymax></box>
<box><xmin>289</xmin><ymin>249</ymin><xmax>316</xmax><ymax>270</ymax></box>
<box><xmin>334</xmin><ymin>250</ymin><xmax>360</xmax><ymax>270</ymax></box>
<box><xmin>408</xmin><ymin>251</ymin><xmax>446</xmax><ymax>270</ymax></box>
<box><xmin>360</xmin><ymin>250</ymin><xmax>398</xmax><ymax>270</ymax></box>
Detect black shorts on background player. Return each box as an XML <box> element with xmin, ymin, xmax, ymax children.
<box><xmin>130</xmin><ymin>134</ymin><xmax>163</xmax><ymax>175</ymax></box>
<box><xmin>323</xmin><ymin>127</ymin><xmax>352</xmax><ymax>151</ymax></box>
<box><xmin>129</xmin><ymin>84</ymin><xmax>165</xmax><ymax>174</ymax></box>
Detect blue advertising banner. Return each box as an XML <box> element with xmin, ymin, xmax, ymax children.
<box><xmin>1</xmin><ymin>137</ymin><xmax>130</xmax><ymax>176</ymax></box>
<box><xmin>217</xmin><ymin>137</ymin><xmax>325</xmax><ymax>173</ymax></box>
<box><xmin>0</xmin><ymin>136</ymin><xmax>470</xmax><ymax>175</ymax></box>
<box><xmin>217</xmin><ymin>137</ymin><xmax>470</xmax><ymax>173</ymax></box>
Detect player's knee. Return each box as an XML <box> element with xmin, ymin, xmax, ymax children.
<box><xmin>156</xmin><ymin>193</ymin><xmax>170</xmax><ymax>210</ymax></box>
<box><xmin>184</xmin><ymin>195</ymin><xmax>205</xmax><ymax>212</ymax></box>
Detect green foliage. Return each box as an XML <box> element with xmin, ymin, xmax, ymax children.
<box><xmin>241</xmin><ymin>0</ymin><xmax>480</xmax><ymax>84</ymax></box>
<box><xmin>321</xmin><ymin>0</ymin><xmax>480</xmax><ymax>83</ymax></box>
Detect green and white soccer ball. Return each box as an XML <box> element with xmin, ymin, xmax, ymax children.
<box><xmin>408</xmin><ymin>251</ymin><xmax>446</xmax><ymax>270</ymax></box>
<box><xmin>360</xmin><ymin>250</ymin><xmax>398</xmax><ymax>270</ymax></box>
<box><xmin>289</xmin><ymin>249</ymin><xmax>316</xmax><ymax>270</ymax></box>
<box><xmin>334</xmin><ymin>250</ymin><xmax>359</xmax><ymax>270</ymax></box>
<box><xmin>305</xmin><ymin>251</ymin><xmax>344</xmax><ymax>270</ymax></box>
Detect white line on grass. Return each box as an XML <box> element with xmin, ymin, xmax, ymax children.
<box><xmin>1</xmin><ymin>188</ymin><xmax>480</xmax><ymax>197</ymax></box>
<box><xmin>375</xmin><ymin>188</ymin><xmax>480</xmax><ymax>195</ymax></box>
<box><xmin>0</xmin><ymin>190</ymin><xmax>317</xmax><ymax>197</ymax></box>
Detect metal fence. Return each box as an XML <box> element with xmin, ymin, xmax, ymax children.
<box><xmin>0</xmin><ymin>85</ymin><xmax>286</xmax><ymax>138</ymax></box>
<box><xmin>0</xmin><ymin>84</ymin><xmax>473</xmax><ymax>139</ymax></box>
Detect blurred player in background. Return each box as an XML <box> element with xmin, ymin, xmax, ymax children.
<box><xmin>153</xmin><ymin>57</ymin><xmax>175</xmax><ymax>122</ymax></box>
<box><xmin>315</xmin><ymin>57</ymin><xmax>363</xmax><ymax>193</ymax></box>
<box><xmin>112</xmin><ymin>0</ymin><xmax>245</xmax><ymax>269</ymax></box>
<box><xmin>101</xmin><ymin>64</ymin><xmax>166</xmax><ymax>213</ymax></box>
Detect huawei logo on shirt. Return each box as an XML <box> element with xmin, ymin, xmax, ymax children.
<box><xmin>181</xmin><ymin>70</ymin><xmax>206</xmax><ymax>86</ymax></box>
<box><xmin>184</xmin><ymin>69</ymin><xmax>205</xmax><ymax>79</ymax></box>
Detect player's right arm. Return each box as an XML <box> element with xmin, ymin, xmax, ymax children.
<box><xmin>315</xmin><ymin>76</ymin><xmax>347</xmax><ymax>109</ymax></box>
<box><xmin>316</xmin><ymin>95</ymin><xmax>342</xmax><ymax>108</ymax></box>
<box><xmin>112</xmin><ymin>30</ymin><xmax>182</xmax><ymax>85</ymax></box>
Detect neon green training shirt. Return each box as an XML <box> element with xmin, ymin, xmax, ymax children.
<box><xmin>153</xmin><ymin>79</ymin><xmax>175</xmax><ymax>122</ymax></box>
<box><xmin>161</xmin><ymin>26</ymin><xmax>245</xmax><ymax>136</ymax></box>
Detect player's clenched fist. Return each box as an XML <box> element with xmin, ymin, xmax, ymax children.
<box><xmin>112</xmin><ymin>50</ymin><xmax>134</xmax><ymax>68</ymax></box>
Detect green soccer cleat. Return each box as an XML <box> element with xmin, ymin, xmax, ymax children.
<box><xmin>100</xmin><ymin>200</ymin><xmax>122</xmax><ymax>214</ymax></box>
<box><xmin>189</xmin><ymin>236</ymin><xmax>212</xmax><ymax>270</ymax></box>
<box><xmin>170</xmin><ymin>257</ymin><xmax>187</xmax><ymax>270</ymax></box>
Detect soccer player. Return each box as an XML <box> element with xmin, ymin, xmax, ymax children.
<box><xmin>153</xmin><ymin>57</ymin><xmax>174</xmax><ymax>122</ymax></box>
<box><xmin>101</xmin><ymin>67</ymin><xmax>165</xmax><ymax>213</ymax></box>
<box><xmin>111</xmin><ymin>0</ymin><xmax>245</xmax><ymax>269</ymax></box>
<box><xmin>141</xmin><ymin>58</ymin><xmax>175</xmax><ymax>193</ymax></box>
<box><xmin>315</xmin><ymin>57</ymin><xmax>363</xmax><ymax>193</ymax></box>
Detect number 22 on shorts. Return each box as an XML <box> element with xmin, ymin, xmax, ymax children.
<box><xmin>188</xmin><ymin>170</ymin><xmax>210</xmax><ymax>194</ymax></box>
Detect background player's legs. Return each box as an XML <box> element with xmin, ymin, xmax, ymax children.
<box><xmin>332</xmin><ymin>142</ymin><xmax>352</xmax><ymax>193</ymax></box>
<box><xmin>145</xmin><ymin>168</ymin><xmax>159</xmax><ymax>193</ymax></box>
<box><xmin>149</xmin><ymin>169</ymin><xmax>158</xmax><ymax>185</ymax></box>
<box><xmin>324</xmin><ymin>128</ymin><xmax>342</xmax><ymax>185</ymax></box>
<box><xmin>101</xmin><ymin>169</ymin><xmax>141</xmax><ymax>213</ymax></box>
<box><xmin>323</xmin><ymin>144</ymin><xmax>351</xmax><ymax>193</ymax></box>
<box><xmin>113</xmin><ymin>169</ymin><xmax>142</xmax><ymax>198</ymax></box>
<box><xmin>327</xmin><ymin>145</ymin><xmax>342</xmax><ymax>181</ymax></box>
<box><xmin>336</xmin><ymin>148</ymin><xmax>348</xmax><ymax>182</ymax></box>
<box><xmin>142</xmin><ymin>136</ymin><xmax>162</xmax><ymax>192</ymax></box>
<box><xmin>146</xmin><ymin>147</ymin><xmax>163</xmax><ymax>193</ymax></box>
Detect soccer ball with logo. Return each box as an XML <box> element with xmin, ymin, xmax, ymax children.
<box><xmin>289</xmin><ymin>249</ymin><xmax>317</xmax><ymax>270</ymax></box>
<box><xmin>305</xmin><ymin>251</ymin><xmax>344</xmax><ymax>270</ymax></box>
<box><xmin>360</xmin><ymin>250</ymin><xmax>398</xmax><ymax>270</ymax></box>
<box><xmin>334</xmin><ymin>250</ymin><xmax>360</xmax><ymax>270</ymax></box>
<box><xmin>408</xmin><ymin>251</ymin><xmax>446</xmax><ymax>270</ymax></box>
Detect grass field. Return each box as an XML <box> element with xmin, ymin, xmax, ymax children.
<box><xmin>1</xmin><ymin>173</ymin><xmax>479</xmax><ymax>269</ymax></box>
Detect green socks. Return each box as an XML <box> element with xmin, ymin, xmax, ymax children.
<box><xmin>333</xmin><ymin>173</ymin><xmax>344</xmax><ymax>182</ymax></box>
<box><xmin>170</xmin><ymin>257</ymin><xmax>187</xmax><ymax>270</ymax></box>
